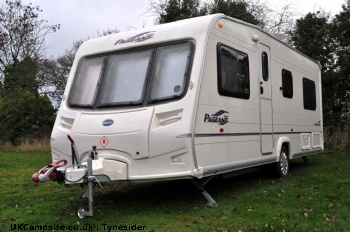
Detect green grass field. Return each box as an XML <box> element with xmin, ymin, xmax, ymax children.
<box><xmin>0</xmin><ymin>149</ymin><xmax>349</xmax><ymax>231</ymax></box>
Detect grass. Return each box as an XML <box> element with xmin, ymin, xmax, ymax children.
<box><xmin>0</xmin><ymin>149</ymin><xmax>349</xmax><ymax>232</ymax></box>
<box><xmin>0</xmin><ymin>137</ymin><xmax>51</xmax><ymax>152</ymax></box>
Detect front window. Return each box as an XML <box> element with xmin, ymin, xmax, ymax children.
<box><xmin>98</xmin><ymin>50</ymin><xmax>152</xmax><ymax>106</ymax></box>
<box><xmin>68</xmin><ymin>41</ymin><xmax>194</xmax><ymax>108</ymax></box>
<box><xmin>68</xmin><ymin>57</ymin><xmax>105</xmax><ymax>107</ymax></box>
<box><xmin>149</xmin><ymin>43</ymin><xmax>192</xmax><ymax>102</ymax></box>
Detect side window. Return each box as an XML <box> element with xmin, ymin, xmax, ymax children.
<box><xmin>303</xmin><ymin>78</ymin><xmax>316</xmax><ymax>110</ymax></box>
<box><xmin>282</xmin><ymin>69</ymin><xmax>293</xmax><ymax>98</ymax></box>
<box><xmin>217</xmin><ymin>43</ymin><xmax>250</xmax><ymax>99</ymax></box>
<box><xmin>262</xmin><ymin>52</ymin><xmax>269</xmax><ymax>81</ymax></box>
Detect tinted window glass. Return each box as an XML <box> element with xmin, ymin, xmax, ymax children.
<box><xmin>303</xmin><ymin>78</ymin><xmax>316</xmax><ymax>110</ymax></box>
<box><xmin>262</xmin><ymin>52</ymin><xmax>269</xmax><ymax>81</ymax></box>
<box><xmin>282</xmin><ymin>69</ymin><xmax>293</xmax><ymax>98</ymax></box>
<box><xmin>217</xmin><ymin>44</ymin><xmax>250</xmax><ymax>99</ymax></box>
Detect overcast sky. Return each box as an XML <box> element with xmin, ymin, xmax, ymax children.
<box><xmin>17</xmin><ymin>0</ymin><xmax>347</xmax><ymax>58</ymax></box>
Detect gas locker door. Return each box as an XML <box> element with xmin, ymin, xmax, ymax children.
<box><xmin>258</xmin><ymin>43</ymin><xmax>273</xmax><ymax>155</ymax></box>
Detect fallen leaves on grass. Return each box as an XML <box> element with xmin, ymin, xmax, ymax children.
<box><xmin>265</xmin><ymin>222</ymin><xmax>276</xmax><ymax>230</ymax></box>
<box><xmin>236</xmin><ymin>224</ymin><xmax>258</xmax><ymax>231</ymax></box>
<box><xmin>216</xmin><ymin>227</ymin><xmax>228</xmax><ymax>232</ymax></box>
<box><xmin>26</xmin><ymin>210</ymin><xmax>34</xmax><ymax>215</ymax></box>
<box><xmin>303</xmin><ymin>205</ymin><xmax>314</xmax><ymax>217</ymax></box>
<box><xmin>323</xmin><ymin>214</ymin><xmax>338</xmax><ymax>222</ymax></box>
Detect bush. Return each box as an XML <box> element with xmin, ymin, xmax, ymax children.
<box><xmin>324</xmin><ymin>127</ymin><xmax>350</xmax><ymax>151</ymax></box>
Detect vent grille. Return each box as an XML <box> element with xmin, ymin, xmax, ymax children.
<box><xmin>60</xmin><ymin>117</ymin><xmax>74</xmax><ymax>130</ymax></box>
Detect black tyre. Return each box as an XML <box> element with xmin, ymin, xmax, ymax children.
<box><xmin>276</xmin><ymin>146</ymin><xmax>289</xmax><ymax>178</ymax></box>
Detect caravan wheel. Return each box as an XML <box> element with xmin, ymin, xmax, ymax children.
<box><xmin>77</xmin><ymin>203</ymin><xmax>88</xmax><ymax>219</ymax></box>
<box><xmin>277</xmin><ymin>146</ymin><xmax>289</xmax><ymax>178</ymax></box>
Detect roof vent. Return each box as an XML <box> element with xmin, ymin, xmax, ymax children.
<box><xmin>272</xmin><ymin>33</ymin><xmax>288</xmax><ymax>42</ymax></box>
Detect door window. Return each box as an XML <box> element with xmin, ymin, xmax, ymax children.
<box><xmin>262</xmin><ymin>52</ymin><xmax>269</xmax><ymax>81</ymax></box>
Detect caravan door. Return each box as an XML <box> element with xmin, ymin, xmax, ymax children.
<box><xmin>258</xmin><ymin>43</ymin><xmax>273</xmax><ymax>155</ymax></box>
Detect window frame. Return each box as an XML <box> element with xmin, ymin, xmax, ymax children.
<box><xmin>217</xmin><ymin>43</ymin><xmax>250</xmax><ymax>100</ymax></box>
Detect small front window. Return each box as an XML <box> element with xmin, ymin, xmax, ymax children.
<box><xmin>69</xmin><ymin>57</ymin><xmax>105</xmax><ymax>107</ymax></box>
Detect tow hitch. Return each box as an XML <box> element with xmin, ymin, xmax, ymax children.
<box><xmin>32</xmin><ymin>160</ymin><xmax>67</xmax><ymax>186</ymax></box>
<box><xmin>32</xmin><ymin>134</ymin><xmax>108</xmax><ymax>218</ymax></box>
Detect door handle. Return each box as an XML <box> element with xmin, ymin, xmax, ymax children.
<box><xmin>260</xmin><ymin>86</ymin><xmax>264</xmax><ymax>94</ymax></box>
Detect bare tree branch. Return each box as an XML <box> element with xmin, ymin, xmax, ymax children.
<box><xmin>0</xmin><ymin>0</ymin><xmax>60</xmax><ymax>78</ymax></box>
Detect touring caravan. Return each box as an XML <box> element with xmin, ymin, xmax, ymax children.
<box><xmin>32</xmin><ymin>14</ymin><xmax>323</xmax><ymax>218</ymax></box>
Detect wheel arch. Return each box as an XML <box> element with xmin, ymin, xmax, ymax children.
<box><xmin>275</xmin><ymin>137</ymin><xmax>290</xmax><ymax>161</ymax></box>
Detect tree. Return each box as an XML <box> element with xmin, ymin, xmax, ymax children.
<box><xmin>288</xmin><ymin>12</ymin><xmax>339</xmax><ymax>127</ymax></box>
<box><xmin>0</xmin><ymin>57</ymin><xmax>55</xmax><ymax>144</ymax></box>
<box><xmin>0</xmin><ymin>0</ymin><xmax>59</xmax><ymax>143</ymax></box>
<box><xmin>148</xmin><ymin>0</ymin><xmax>296</xmax><ymax>34</ymax></box>
<box><xmin>0</xmin><ymin>0</ymin><xmax>60</xmax><ymax>78</ymax></box>
<box><xmin>153</xmin><ymin>0</ymin><xmax>204</xmax><ymax>24</ymax></box>
<box><xmin>288</xmin><ymin>1</ymin><xmax>350</xmax><ymax>128</ymax></box>
<box><xmin>331</xmin><ymin>0</ymin><xmax>350</xmax><ymax>126</ymax></box>
<box><xmin>149</xmin><ymin>0</ymin><xmax>262</xmax><ymax>25</ymax></box>
<box><xmin>36</xmin><ymin>58</ymin><xmax>68</xmax><ymax>109</ymax></box>
<box><xmin>288</xmin><ymin>12</ymin><xmax>333</xmax><ymax>68</ymax></box>
<box><xmin>263</xmin><ymin>1</ymin><xmax>296</xmax><ymax>33</ymax></box>
<box><xmin>205</xmin><ymin>0</ymin><xmax>261</xmax><ymax>25</ymax></box>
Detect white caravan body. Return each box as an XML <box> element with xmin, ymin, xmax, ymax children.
<box><xmin>51</xmin><ymin>14</ymin><xmax>323</xmax><ymax>184</ymax></box>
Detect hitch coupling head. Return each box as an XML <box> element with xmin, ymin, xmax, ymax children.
<box><xmin>32</xmin><ymin>160</ymin><xmax>67</xmax><ymax>186</ymax></box>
